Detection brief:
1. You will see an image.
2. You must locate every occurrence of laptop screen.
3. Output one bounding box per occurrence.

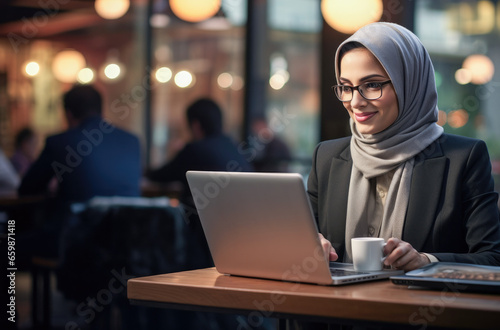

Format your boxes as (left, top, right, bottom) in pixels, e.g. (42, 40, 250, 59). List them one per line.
(186, 171, 336, 285)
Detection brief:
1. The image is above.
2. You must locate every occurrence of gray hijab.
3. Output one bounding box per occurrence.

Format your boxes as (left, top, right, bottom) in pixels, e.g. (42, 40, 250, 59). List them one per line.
(334, 22, 443, 262)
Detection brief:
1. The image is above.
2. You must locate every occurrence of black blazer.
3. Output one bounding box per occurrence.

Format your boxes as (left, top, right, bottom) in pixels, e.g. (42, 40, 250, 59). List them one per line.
(307, 133, 500, 265)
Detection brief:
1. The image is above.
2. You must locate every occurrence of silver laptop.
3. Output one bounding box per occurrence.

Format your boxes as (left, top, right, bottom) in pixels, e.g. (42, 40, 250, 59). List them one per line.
(186, 170, 403, 285)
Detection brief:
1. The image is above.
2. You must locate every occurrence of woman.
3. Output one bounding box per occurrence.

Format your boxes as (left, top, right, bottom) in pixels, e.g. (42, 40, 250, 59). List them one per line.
(310, 22, 500, 272)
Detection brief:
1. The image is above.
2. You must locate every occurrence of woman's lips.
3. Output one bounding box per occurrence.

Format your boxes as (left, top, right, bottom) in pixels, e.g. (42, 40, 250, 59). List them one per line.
(354, 112, 377, 122)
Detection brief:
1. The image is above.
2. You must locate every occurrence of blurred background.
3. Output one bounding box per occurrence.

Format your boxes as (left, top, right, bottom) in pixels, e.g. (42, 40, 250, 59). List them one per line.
(1, 0, 499, 183)
(1, 0, 500, 328)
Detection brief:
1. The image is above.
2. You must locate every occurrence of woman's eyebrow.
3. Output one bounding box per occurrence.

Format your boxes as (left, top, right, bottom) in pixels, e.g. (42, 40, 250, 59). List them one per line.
(339, 74, 388, 84)
(360, 74, 388, 81)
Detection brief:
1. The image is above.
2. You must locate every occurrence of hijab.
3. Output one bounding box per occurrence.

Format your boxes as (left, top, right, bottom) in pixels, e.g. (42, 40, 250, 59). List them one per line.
(334, 22, 444, 262)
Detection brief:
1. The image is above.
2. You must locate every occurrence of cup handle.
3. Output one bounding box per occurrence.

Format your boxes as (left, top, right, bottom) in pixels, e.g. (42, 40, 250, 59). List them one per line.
(381, 242, 387, 263)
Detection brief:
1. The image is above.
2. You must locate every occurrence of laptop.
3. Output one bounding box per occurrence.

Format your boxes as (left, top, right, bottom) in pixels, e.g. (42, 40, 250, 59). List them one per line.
(185, 170, 403, 286)
(391, 262, 500, 294)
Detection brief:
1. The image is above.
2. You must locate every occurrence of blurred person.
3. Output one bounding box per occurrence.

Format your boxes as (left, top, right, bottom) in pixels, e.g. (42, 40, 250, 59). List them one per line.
(0, 148, 20, 197)
(18, 84, 142, 261)
(19, 84, 141, 202)
(311, 22, 500, 274)
(250, 116, 292, 172)
(10, 126, 38, 177)
(147, 97, 253, 203)
(146, 98, 253, 269)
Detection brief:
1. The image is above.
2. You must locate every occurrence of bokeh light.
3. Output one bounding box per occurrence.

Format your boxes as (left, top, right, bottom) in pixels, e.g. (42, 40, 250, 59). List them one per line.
(269, 73, 286, 90)
(52, 49, 86, 83)
(437, 110, 447, 126)
(321, 0, 383, 34)
(150, 14, 170, 28)
(217, 72, 233, 89)
(447, 109, 469, 128)
(24, 61, 40, 77)
(95, 0, 130, 19)
(155, 67, 172, 83)
(462, 54, 494, 85)
(170, 0, 221, 23)
(174, 70, 194, 88)
(104, 63, 121, 80)
(455, 68, 472, 85)
(77, 68, 95, 84)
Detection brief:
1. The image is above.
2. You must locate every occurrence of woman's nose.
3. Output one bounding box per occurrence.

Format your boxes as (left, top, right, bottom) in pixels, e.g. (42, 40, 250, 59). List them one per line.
(349, 89, 367, 108)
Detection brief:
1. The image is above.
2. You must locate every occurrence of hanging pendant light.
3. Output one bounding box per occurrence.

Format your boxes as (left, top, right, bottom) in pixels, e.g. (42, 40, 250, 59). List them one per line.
(321, 0, 383, 34)
(95, 0, 130, 20)
(52, 49, 86, 83)
(170, 0, 221, 23)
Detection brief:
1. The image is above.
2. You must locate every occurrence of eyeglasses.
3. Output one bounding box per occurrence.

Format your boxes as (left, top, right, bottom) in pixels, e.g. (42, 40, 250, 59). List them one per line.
(332, 80, 392, 102)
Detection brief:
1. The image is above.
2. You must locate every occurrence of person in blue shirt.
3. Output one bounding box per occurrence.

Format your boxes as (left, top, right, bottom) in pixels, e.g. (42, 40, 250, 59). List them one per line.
(147, 97, 253, 204)
(18, 84, 142, 260)
(146, 98, 253, 269)
(19, 84, 141, 202)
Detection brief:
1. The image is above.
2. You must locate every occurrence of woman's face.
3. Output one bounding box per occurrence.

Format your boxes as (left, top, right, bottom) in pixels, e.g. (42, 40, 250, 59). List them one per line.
(339, 47, 398, 135)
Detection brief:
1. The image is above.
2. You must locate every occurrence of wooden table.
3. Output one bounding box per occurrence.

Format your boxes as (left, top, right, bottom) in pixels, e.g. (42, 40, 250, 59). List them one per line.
(0, 194, 47, 207)
(127, 267, 500, 329)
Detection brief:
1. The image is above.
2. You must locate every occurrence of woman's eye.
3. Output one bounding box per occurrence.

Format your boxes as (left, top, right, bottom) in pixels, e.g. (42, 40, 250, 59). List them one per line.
(364, 82, 380, 90)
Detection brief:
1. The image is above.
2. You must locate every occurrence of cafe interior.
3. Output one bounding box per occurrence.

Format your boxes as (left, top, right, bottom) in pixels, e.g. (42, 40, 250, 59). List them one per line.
(1, 0, 500, 329)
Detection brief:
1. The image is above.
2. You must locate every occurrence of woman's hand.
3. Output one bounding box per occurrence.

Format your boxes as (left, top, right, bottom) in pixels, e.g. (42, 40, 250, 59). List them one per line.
(383, 237, 430, 271)
(319, 233, 339, 261)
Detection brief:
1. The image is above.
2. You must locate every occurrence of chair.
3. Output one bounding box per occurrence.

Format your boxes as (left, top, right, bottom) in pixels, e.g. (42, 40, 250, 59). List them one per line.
(57, 196, 190, 329)
(0, 195, 54, 329)
(30, 256, 58, 330)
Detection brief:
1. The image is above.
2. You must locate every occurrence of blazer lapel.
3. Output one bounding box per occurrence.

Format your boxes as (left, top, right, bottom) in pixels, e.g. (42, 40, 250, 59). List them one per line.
(329, 145, 352, 253)
(403, 141, 447, 251)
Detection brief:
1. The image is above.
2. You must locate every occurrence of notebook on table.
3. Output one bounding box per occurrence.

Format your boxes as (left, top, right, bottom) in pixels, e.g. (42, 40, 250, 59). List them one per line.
(391, 262, 500, 294)
(185, 170, 403, 286)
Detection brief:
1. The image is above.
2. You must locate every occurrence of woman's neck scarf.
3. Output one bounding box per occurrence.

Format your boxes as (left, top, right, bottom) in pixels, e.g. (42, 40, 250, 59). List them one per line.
(334, 22, 444, 262)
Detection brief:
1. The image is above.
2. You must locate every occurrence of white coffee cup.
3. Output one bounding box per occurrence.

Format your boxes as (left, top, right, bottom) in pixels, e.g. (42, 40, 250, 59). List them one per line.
(351, 237, 386, 271)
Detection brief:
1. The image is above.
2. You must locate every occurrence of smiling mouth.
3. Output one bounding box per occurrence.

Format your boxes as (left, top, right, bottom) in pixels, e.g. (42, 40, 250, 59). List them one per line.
(354, 112, 377, 123)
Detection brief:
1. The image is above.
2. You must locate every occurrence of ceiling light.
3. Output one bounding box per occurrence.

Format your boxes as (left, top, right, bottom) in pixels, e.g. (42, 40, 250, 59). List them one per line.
(170, 0, 221, 23)
(95, 0, 130, 20)
(321, 0, 383, 34)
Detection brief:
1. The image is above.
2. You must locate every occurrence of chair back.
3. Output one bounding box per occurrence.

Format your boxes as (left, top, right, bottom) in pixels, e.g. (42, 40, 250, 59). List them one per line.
(57, 196, 188, 301)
